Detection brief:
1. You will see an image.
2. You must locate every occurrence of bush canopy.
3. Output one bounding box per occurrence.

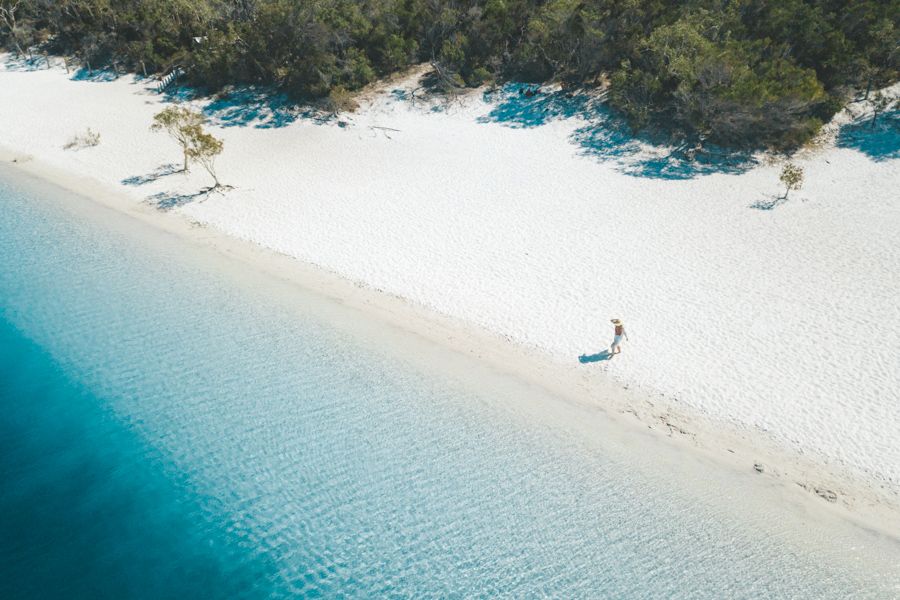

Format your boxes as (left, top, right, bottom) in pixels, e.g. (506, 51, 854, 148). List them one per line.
(2, 0, 897, 149)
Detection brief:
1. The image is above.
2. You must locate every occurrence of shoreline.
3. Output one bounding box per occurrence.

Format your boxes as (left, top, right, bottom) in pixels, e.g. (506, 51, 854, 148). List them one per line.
(5, 157, 900, 596)
(2, 58, 898, 501)
(3, 148, 898, 541)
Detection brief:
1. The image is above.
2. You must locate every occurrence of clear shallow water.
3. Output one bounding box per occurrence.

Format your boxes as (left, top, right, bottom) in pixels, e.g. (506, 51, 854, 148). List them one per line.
(0, 167, 897, 599)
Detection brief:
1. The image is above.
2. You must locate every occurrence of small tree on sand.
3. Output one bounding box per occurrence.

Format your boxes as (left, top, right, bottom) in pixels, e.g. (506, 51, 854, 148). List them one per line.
(184, 125, 226, 190)
(779, 163, 804, 199)
(150, 106, 207, 172)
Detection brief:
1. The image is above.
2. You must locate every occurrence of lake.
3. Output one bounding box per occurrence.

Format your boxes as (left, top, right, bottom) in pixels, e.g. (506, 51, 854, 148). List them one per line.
(0, 165, 896, 598)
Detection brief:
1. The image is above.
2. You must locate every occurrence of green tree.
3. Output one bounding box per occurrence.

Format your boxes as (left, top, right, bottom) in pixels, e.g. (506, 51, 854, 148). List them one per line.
(0, 0, 29, 56)
(779, 163, 804, 199)
(150, 105, 206, 172)
(8, 0, 900, 151)
(184, 125, 225, 189)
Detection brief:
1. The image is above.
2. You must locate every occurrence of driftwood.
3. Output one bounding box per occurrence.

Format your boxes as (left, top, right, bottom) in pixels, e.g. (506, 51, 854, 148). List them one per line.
(369, 125, 401, 139)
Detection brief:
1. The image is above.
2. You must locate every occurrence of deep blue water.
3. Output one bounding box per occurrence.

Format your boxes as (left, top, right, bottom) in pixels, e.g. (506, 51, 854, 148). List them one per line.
(0, 317, 273, 598)
(0, 167, 897, 598)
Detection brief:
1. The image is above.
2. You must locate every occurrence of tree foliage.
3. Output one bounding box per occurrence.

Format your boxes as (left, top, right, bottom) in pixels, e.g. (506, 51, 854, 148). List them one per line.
(4, 0, 898, 149)
(184, 124, 224, 188)
(0, 1, 29, 56)
(150, 105, 206, 172)
(151, 105, 224, 187)
(779, 163, 804, 198)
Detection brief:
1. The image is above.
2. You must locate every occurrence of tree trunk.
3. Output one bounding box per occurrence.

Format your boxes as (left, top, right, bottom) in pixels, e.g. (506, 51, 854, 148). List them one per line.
(182, 149, 189, 172)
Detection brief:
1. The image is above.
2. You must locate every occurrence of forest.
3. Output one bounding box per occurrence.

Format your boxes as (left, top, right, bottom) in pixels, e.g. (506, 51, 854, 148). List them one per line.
(1, 0, 897, 149)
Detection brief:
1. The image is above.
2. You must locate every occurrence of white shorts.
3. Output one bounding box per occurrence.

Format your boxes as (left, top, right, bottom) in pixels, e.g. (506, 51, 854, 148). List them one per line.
(611, 334, 624, 348)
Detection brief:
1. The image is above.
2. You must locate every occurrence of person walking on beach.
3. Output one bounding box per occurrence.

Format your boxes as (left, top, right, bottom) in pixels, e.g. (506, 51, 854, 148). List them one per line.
(609, 318, 628, 355)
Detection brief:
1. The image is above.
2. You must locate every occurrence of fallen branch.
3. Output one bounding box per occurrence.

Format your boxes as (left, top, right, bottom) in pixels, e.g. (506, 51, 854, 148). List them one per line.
(369, 125, 400, 139)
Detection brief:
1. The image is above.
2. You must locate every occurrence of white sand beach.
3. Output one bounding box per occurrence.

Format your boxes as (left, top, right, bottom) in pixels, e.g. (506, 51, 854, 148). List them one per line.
(1, 55, 898, 529)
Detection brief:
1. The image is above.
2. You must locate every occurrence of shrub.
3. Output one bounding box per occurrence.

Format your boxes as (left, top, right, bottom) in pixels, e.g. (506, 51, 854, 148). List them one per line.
(779, 163, 804, 199)
(324, 85, 359, 114)
(63, 128, 101, 150)
(10, 0, 899, 151)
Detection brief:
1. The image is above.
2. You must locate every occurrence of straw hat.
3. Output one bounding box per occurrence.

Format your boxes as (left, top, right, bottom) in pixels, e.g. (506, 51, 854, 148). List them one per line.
(611, 318, 622, 325)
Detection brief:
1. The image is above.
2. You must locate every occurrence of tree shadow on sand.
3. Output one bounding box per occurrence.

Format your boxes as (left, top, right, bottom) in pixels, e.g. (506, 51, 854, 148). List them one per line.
(480, 83, 758, 180)
(579, 350, 612, 363)
(70, 67, 120, 82)
(145, 189, 210, 211)
(479, 84, 592, 128)
(202, 88, 326, 129)
(159, 85, 202, 102)
(836, 110, 899, 162)
(2, 54, 49, 72)
(749, 193, 789, 211)
(121, 163, 181, 186)
(145, 184, 233, 211)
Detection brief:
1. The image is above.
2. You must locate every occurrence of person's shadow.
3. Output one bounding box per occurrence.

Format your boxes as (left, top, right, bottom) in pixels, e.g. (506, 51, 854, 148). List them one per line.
(578, 350, 612, 363)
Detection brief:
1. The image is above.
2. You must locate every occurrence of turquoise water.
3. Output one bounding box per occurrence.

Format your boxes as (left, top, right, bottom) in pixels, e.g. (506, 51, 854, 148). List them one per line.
(0, 167, 897, 598)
